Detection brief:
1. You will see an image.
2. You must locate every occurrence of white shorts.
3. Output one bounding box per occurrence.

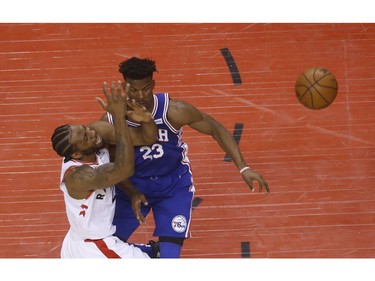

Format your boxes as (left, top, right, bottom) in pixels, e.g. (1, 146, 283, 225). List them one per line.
(61, 231, 150, 258)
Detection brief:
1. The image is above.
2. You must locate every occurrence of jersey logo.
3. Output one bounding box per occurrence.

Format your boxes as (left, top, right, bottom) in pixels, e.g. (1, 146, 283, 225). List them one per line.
(96, 193, 105, 200)
(79, 204, 88, 217)
(158, 129, 169, 142)
(171, 215, 187, 233)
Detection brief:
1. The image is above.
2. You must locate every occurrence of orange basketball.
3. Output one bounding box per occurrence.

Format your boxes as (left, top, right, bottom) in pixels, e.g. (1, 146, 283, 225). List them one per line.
(295, 67, 338, 110)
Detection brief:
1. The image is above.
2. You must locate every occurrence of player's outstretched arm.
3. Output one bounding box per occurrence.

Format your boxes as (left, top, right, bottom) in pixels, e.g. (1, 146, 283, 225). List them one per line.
(168, 99, 270, 194)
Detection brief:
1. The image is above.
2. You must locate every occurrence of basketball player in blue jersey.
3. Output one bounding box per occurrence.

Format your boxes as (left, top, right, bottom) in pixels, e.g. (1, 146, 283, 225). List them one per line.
(100, 57, 270, 258)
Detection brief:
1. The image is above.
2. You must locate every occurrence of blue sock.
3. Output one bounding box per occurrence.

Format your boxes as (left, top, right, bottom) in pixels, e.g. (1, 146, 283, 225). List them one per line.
(159, 242, 182, 258)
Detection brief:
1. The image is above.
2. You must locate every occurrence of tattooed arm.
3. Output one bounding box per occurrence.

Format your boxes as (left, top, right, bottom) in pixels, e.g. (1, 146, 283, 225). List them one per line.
(65, 81, 134, 199)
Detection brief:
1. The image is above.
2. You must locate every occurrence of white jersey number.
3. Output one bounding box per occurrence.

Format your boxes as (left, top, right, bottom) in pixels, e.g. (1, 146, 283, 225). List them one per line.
(140, 144, 164, 160)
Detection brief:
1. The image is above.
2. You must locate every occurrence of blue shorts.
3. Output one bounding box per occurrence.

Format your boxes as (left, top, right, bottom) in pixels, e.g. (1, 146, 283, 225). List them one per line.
(113, 165, 195, 240)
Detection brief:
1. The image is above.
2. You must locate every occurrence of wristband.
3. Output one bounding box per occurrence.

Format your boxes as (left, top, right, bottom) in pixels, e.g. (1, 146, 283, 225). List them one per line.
(239, 166, 251, 174)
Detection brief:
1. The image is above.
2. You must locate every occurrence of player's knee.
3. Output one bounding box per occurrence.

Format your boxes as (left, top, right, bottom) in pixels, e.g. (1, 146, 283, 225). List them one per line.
(159, 236, 185, 246)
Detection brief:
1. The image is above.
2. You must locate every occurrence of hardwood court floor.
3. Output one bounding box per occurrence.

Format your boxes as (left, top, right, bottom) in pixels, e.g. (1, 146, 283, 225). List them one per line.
(0, 23, 374, 258)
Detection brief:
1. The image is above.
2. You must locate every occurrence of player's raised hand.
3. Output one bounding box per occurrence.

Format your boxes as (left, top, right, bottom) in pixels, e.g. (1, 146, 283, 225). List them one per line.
(96, 81, 127, 117)
(126, 98, 154, 123)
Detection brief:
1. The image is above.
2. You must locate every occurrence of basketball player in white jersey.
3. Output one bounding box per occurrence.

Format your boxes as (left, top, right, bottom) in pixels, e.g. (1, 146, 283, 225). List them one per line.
(51, 81, 158, 258)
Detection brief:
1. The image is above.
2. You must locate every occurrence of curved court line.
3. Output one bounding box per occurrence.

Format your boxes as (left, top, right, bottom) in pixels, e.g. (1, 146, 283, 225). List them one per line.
(220, 48, 242, 85)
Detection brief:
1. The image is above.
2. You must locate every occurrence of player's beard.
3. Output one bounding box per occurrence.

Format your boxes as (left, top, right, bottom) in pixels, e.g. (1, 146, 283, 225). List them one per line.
(82, 141, 106, 155)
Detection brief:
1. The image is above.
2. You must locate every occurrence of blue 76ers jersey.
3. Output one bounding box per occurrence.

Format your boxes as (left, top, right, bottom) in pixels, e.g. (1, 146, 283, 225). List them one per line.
(110, 93, 194, 240)
(107, 93, 192, 195)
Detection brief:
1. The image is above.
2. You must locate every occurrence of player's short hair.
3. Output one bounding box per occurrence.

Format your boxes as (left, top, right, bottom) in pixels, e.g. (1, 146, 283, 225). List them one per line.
(118, 57, 157, 80)
(51, 124, 76, 161)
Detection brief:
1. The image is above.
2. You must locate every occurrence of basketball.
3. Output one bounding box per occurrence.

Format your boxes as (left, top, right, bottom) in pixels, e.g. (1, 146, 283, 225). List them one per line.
(295, 67, 338, 110)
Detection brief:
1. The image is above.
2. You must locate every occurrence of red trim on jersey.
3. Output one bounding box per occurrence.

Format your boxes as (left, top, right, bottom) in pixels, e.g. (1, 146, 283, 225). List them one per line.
(61, 165, 80, 183)
(85, 239, 121, 258)
(85, 190, 94, 199)
(61, 157, 99, 183)
(61, 164, 95, 200)
(69, 158, 99, 165)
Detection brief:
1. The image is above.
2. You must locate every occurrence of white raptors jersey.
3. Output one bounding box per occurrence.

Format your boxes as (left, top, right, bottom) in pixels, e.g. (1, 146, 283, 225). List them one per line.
(60, 148, 116, 240)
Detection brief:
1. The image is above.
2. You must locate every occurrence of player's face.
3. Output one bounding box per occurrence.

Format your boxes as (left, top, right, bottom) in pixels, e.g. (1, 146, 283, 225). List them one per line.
(124, 77, 155, 111)
(69, 125, 104, 155)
